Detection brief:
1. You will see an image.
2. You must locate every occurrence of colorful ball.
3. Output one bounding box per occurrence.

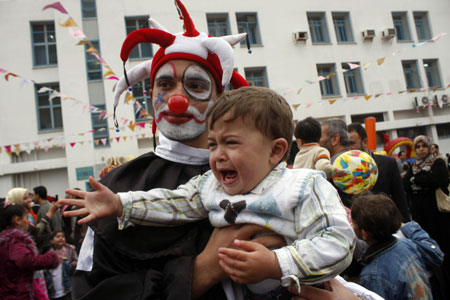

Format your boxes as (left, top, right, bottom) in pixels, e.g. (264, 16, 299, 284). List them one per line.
(331, 150, 378, 194)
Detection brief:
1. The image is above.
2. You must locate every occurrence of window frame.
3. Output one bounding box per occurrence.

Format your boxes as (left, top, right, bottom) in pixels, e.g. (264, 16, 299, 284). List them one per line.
(317, 64, 340, 97)
(35, 82, 63, 132)
(307, 12, 331, 44)
(392, 12, 412, 42)
(342, 62, 365, 96)
(91, 104, 110, 148)
(244, 67, 269, 87)
(133, 78, 153, 122)
(401, 60, 422, 90)
(413, 11, 432, 41)
(125, 16, 153, 60)
(206, 13, 231, 37)
(81, 0, 97, 19)
(31, 22, 57, 67)
(236, 12, 262, 46)
(423, 59, 442, 89)
(85, 40, 103, 81)
(332, 12, 354, 43)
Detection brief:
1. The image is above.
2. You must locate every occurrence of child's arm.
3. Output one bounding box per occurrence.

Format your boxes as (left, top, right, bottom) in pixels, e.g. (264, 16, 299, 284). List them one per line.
(314, 148, 332, 178)
(274, 174, 354, 286)
(400, 221, 444, 271)
(61, 175, 209, 228)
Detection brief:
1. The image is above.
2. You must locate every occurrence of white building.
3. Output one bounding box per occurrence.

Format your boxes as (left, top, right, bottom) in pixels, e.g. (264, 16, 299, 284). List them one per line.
(1, 0, 449, 197)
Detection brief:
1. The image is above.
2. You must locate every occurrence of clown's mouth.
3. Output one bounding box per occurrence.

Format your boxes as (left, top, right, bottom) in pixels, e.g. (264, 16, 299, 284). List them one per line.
(157, 111, 194, 124)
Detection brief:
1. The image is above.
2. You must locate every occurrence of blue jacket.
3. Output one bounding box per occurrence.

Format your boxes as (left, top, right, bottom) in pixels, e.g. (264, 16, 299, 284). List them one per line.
(359, 221, 443, 300)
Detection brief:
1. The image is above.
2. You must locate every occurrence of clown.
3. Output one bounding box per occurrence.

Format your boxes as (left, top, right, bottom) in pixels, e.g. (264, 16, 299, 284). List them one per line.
(72, 1, 261, 300)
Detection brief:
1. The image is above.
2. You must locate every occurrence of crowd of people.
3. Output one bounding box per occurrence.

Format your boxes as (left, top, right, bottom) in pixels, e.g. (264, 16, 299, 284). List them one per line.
(1, 1, 450, 299)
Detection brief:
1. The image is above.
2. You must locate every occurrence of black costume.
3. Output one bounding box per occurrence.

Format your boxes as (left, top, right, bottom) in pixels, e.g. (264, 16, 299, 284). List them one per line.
(72, 151, 227, 300)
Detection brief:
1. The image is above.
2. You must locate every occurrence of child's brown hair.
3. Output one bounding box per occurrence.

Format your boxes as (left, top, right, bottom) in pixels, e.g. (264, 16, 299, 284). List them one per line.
(351, 193, 402, 242)
(207, 86, 293, 161)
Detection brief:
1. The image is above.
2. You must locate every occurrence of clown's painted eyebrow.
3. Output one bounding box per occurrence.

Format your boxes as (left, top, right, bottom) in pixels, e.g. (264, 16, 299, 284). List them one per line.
(155, 74, 175, 81)
(185, 74, 210, 81)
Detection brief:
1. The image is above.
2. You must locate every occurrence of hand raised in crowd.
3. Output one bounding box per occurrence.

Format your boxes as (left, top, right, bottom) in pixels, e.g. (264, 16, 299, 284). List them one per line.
(58, 176, 122, 224)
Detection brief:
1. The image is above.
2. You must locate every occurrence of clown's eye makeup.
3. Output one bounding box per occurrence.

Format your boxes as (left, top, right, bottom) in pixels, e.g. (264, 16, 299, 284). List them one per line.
(183, 64, 212, 101)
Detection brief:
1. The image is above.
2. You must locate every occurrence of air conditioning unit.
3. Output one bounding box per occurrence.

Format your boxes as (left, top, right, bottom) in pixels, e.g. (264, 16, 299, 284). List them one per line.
(293, 31, 308, 42)
(382, 28, 396, 40)
(361, 29, 376, 40)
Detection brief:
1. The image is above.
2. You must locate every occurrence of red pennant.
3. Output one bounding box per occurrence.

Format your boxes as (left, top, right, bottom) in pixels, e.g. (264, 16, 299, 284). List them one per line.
(70, 142, 76, 148)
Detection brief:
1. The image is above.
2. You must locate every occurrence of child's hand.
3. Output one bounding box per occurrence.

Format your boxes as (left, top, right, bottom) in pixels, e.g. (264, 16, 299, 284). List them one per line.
(218, 239, 282, 284)
(58, 176, 122, 224)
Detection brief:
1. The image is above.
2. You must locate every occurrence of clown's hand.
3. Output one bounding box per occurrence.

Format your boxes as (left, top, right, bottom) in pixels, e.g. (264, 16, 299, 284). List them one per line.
(58, 176, 123, 224)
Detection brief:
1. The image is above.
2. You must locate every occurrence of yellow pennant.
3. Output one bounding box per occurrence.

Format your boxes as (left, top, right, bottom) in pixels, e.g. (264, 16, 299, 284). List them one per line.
(398, 90, 406, 94)
(14, 144, 21, 156)
(364, 95, 372, 101)
(377, 57, 386, 65)
(141, 133, 146, 138)
(375, 93, 382, 98)
(59, 17, 77, 27)
(109, 138, 114, 142)
(123, 136, 128, 141)
(292, 104, 300, 110)
(86, 46, 97, 52)
(128, 122, 136, 132)
(79, 141, 85, 145)
(0, 146, 2, 154)
(104, 71, 115, 78)
(327, 73, 336, 79)
(94, 139, 100, 146)
(125, 92, 134, 104)
(328, 99, 337, 105)
(363, 62, 372, 70)
(407, 89, 416, 93)
(76, 40, 90, 46)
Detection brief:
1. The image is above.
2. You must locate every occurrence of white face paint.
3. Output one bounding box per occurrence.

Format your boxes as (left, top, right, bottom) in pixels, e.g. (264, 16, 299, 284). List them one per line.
(152, 60, 217, 142)
(155, 100, 214, 141)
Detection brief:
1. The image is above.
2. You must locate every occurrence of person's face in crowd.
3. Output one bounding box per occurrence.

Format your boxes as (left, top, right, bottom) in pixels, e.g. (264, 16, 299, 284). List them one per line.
(319, 124, 331, 150)
(348, 131, 368, 152)
(151, 60, 218, 147)
(208, 114, 281, 195)
(415, 141, 430, 159)
(22, 191, 32, 208)
(15, 213, 30, 231)
(51, 232, 66, 250)
(431, 144, 438, 155)
(399, 152, 406, 161)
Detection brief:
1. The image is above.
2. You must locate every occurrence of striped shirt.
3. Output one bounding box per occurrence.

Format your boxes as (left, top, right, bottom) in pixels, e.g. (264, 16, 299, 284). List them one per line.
(118, 162, 355, 286)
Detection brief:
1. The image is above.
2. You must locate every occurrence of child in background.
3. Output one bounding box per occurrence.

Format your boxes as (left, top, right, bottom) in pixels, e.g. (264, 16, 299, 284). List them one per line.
(61, 86, 354, 298)
(46, 230, 78, 300)
(292, 117, 332, 178)
(351, 193, 443, 300)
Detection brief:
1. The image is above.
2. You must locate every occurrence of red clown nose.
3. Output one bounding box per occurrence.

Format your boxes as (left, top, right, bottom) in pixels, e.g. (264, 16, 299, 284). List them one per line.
(168, 94, 189, 114)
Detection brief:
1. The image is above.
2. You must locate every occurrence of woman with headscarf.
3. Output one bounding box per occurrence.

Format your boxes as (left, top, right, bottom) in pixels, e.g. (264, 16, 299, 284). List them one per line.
(403, 135, 450, 289)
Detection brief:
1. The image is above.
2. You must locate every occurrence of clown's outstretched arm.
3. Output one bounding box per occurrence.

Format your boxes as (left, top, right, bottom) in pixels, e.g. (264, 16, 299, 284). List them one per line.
(59, 176, 123, 224)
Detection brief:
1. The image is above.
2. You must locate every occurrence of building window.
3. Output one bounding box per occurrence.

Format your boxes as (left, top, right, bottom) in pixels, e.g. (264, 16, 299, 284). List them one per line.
(402, 60, 421, 90)
(236, 13, 262, 46)
(35, 83, 63, 131)
(244, 67, 268, 87)
(125, 17, 153, 59)
(31, 22, 57, 66)
(85, 40, 102, 81)
(392, 12, 411, 41)
(91, 104, 110, 147)
(342, 62, 364, 95)
(317, 64, 339, 97)
(413, 12, 431, 41)
(81, 0, 97, 18)
(423, 59, 442, 89)
(133, 79, 153, 121)
(436, 123, 450, 139)
(207, 13, 231, 37)
(397, 126, 427, 140)
(332, 12, 354, 43)
(307, 12, 330, 44)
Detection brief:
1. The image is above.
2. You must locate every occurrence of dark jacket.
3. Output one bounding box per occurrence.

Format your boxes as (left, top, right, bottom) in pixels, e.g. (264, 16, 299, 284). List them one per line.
(371, 153, 410, 221)
(0, 228, 59, 300)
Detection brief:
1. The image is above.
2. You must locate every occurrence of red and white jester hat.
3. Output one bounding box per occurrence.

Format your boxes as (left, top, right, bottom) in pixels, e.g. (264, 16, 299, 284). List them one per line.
(113, 0, 250, 129)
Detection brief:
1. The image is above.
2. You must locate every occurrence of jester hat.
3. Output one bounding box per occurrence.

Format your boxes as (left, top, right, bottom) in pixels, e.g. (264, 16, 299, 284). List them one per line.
(113, 0, 250, 124)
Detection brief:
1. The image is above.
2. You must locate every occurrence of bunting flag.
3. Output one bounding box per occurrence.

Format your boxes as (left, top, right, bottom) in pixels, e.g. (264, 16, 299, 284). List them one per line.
(364, 95, 372, 101)
(432, 32, 447, 42)
(59, 17, 77, 27)
(86, 46, 97, 52)
(128, 122, 136, 132)
(375, 93, 382, 98)
(76, 40, 90, 46)
(101, 138, 107, 145)
(42, 2, 68, 14)
(363, 62, 372, 70)
(106, 76, 119, 81)
(115, 137, 121, 142)
(123, 136, 127, 141)
(317, 76, 327, 81)
(377, 57, 386, 65)
(0, 68, 7, 73)
(292, 104, 300, 110)
(13, 144, 21, 156)
(347, 63, 360, 70)
(91, 52, 106, 64)
(103, 71, 115, 77)
(137, 122, 146, 129)
(70, 142, 76, 148)
(5, 72, 18, 81)
(328, 99, 337, 105)
(125, 92, 134, 104)
(68, 28, 87, 39)
(94, 139, 100, 146)
(327, 73, 336, 79)
(5, 145, 12, 155)
(296, 88, 302, 95)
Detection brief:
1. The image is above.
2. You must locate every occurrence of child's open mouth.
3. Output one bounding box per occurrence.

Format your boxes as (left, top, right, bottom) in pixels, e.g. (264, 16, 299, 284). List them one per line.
(221, 170, 237, 185)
